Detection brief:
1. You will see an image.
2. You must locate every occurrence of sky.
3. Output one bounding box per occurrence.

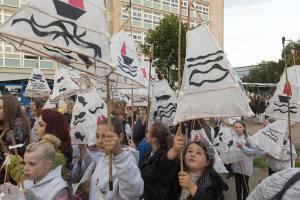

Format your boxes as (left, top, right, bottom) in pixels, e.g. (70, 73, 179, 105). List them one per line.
(224, 0, 300, 67)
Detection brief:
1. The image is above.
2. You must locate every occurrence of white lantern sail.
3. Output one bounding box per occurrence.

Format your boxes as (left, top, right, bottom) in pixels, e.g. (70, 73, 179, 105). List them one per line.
(190, 130, 227, 173)
(24, 68, 51, 97)
(109, 30, 147, 89)
(213, 126, 243, 164)
(174, 25, 252, 124)
(0, 0, 114, 76)
(249, 119, 291, 159)
(265, 65, 300, 122)
(52, 68, 80, 100)
(71, 89, 107, 145)
(150, 80, 177, 126)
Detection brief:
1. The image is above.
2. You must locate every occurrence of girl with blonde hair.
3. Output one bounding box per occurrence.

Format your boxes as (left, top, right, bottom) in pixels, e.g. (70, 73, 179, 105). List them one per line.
(23, 134, 71, 200)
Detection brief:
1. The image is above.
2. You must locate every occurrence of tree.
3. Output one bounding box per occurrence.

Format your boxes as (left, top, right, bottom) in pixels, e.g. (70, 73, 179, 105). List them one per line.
(140, 14, 187, 89)
(243, 41, 299, 84)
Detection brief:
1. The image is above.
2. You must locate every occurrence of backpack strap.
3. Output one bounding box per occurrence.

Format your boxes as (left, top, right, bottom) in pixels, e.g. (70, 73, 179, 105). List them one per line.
(271, 171, 300, 200)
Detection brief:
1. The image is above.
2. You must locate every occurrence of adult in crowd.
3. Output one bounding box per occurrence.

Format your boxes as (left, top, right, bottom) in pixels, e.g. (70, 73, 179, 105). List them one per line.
(0, 94, 30, 182)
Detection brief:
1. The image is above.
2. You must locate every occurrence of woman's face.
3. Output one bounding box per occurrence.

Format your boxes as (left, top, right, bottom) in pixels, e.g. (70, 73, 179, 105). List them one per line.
(0, 99, 4, 120)
(35, 116, 46, 140)
(24, 151, 52, 183)
(233, 122, 245, 136)
(31, 102, 37, 117)
(185, 143, 209, 173)
(146, 127, 154, 145)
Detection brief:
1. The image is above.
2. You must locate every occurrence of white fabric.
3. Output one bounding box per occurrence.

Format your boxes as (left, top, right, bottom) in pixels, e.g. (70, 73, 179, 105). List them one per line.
(249, 120, 289, 159)
(43, 93, 58, 109)
(71, 89, 107, 145)
(89, 150, 143, 200)
(110, 30, 146, 89)
(150, 79, 177, 126)
(23, 166, 68, 200)
(24, 68, 51, 97)
(190, 130, 227, 173)
(52, 68, 80, 100)
(0, 0, 114, 76)
(213, 125, 243, 164)
(265, 65, 300, 122)
(247, 168, 300, 200)
(174, 25, 253, 124)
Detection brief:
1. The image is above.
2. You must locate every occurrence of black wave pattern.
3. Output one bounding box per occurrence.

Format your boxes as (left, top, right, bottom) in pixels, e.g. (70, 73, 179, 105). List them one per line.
(157, 103, 176, 120)
(12, 15, 102, 58)
(89, 103, 104, 114)
(189, 63, 229, 87)
(186, 50, 224, 62)
(43, 45, 78, 61)
(117, 56, 138, 77)
(262, 128, 283, 142)
(273, 103, 297, 114)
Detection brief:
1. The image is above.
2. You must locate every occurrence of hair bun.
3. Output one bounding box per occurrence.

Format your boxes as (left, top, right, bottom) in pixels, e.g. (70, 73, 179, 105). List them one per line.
(42, 134, 61, 148)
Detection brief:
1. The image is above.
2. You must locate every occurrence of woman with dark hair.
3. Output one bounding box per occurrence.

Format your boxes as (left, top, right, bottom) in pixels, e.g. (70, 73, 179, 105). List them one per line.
(30, 98, 45, 142)
(0, 94, 31, 181)
(35, 109, 73, 173)
(139, 122, 179, 200)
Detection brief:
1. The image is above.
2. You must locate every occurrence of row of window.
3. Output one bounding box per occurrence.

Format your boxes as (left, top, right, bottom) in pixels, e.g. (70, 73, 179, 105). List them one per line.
(124, 0, 209, 16)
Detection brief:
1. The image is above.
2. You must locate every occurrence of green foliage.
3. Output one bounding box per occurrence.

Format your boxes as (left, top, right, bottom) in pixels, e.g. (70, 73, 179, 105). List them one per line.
(140, 14, 187, 89)
(243, 41, 300, 84)
(253, 156, 267, 169)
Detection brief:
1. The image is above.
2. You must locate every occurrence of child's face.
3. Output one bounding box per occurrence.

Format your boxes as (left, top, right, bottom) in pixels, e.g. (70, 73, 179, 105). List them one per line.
(233, 122, 245, 135)
(96, 124, 108, 149)
(24, 152, 52, 183)
(185, 143, 209, 173)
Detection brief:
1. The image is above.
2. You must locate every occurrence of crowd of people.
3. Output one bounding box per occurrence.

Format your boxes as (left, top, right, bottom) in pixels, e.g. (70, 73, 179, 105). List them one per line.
(0, 94, 299, 200)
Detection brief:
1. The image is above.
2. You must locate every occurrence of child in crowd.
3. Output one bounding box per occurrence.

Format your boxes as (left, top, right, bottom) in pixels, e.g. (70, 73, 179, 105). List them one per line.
(23, 135, 71, 200)
(232, 121, 257, 200)
(76, 117, 143, 200)
(139, 122, 179, 200)
(168, 134, 228, 200)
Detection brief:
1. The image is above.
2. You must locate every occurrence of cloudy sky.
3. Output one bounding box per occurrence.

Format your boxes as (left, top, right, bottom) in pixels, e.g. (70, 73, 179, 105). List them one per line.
(224, 0, 300, 67)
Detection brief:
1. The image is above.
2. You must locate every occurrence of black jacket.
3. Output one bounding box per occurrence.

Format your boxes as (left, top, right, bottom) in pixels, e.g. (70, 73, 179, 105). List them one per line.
(139, 148, 180, 200)
(185, 169, 228, 200)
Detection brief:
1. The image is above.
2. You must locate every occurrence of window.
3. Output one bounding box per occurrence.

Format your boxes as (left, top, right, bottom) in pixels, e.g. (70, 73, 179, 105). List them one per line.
(2, 0, 19, 7)
(132, 8, 141, 21)
(182, 0, 187, 9)
(132, 32, 142, 44)
(153, 0, 161, 3)
(121, 5, 129, 20)
(144, 11, 152, 23)
(171, 0, 178, 7)
(153, 13, 161, 26)
(163, 0, 170, 5)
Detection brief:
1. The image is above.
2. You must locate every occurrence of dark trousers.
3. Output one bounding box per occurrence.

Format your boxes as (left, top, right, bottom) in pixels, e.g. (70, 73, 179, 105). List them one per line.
(234, 173, 249, 200)
(268, 167, 276, 176)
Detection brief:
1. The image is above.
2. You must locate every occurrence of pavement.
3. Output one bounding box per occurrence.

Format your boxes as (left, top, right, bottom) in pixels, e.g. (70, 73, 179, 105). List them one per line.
(223, 116, 300, 199)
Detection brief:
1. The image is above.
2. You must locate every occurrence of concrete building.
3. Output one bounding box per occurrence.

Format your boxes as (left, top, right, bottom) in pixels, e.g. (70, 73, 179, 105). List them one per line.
(107, 0, 224, 48)
(0, 0, 224, 104)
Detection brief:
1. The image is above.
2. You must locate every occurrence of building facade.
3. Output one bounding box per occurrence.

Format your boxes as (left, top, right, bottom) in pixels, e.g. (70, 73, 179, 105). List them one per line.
(0, 0, 224, 104)
(107, 0, 224, 48)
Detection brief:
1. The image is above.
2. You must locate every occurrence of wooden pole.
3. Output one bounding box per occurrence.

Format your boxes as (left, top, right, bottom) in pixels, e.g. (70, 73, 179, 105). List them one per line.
(129, 0, 133, 35)
(282, 37, 293, 168)
(187, 0, 191, 30)
(106, 76, 113, 191)
(146, 45, 154, 130)
(178, 0, 182, 86)
(131, 88, 134, 140)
